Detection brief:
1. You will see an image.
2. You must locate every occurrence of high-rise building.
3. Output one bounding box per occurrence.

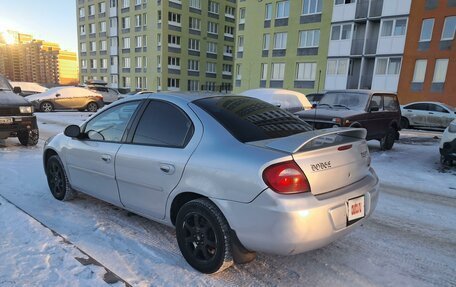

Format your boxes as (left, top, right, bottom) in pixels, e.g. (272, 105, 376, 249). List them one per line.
(77, 0, 237, 92)
(0, 31, 78, 85)
(233, 0, 333, 94)
(397, 0, 456, 106)
(324, 0, 411, 92)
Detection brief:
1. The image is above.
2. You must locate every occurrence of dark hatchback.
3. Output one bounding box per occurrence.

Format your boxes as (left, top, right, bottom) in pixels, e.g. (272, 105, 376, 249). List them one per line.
(296, 90, 401, 150)
(0, 75, 39, 146)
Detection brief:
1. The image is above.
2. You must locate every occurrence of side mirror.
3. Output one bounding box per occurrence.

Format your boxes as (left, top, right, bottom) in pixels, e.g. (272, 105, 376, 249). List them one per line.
(369, 106, 379, 112)
(55, 93, 61, 97)
(64, 125, 81, 138)
(13, 86, 22, 94)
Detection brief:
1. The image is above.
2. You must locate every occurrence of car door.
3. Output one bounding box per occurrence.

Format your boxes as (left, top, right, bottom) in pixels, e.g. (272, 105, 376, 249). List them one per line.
(53, 88, 74, 109)
(403, 103, 429, 127)
(427, 104, 452, 128)
(115, 100, 201, 219)
(64, 100, 141, 205)
(383, 94, 400, 126)
(366, 95, 385, 139)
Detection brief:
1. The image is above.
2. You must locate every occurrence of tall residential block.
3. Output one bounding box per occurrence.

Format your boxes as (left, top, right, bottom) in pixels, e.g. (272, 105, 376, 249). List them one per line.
(397, 0, 456, 106)
(325, 0, 411, 92)
(233, 0, 333, 94)
(77, 0, 237, 92)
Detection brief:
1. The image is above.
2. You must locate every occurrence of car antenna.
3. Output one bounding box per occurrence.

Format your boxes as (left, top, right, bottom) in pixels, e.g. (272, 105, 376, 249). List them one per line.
(312, 103, 317, 131)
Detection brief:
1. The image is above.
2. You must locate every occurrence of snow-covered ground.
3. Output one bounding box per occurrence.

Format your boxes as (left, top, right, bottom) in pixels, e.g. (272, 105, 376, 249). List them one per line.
(0, 112, 455, 286)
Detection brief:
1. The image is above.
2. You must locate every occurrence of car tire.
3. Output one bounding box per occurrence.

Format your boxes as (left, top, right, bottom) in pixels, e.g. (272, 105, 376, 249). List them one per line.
(380, 127, 396, 151)
(86, 102, 98, 112)
(46, 155, 76, 201)
(40, 101, 54, 112)
(440, 155, 454, 167)
(17, 129, 39, 146)
(176, 198, 234, 274)
(400, 117, 410, 129)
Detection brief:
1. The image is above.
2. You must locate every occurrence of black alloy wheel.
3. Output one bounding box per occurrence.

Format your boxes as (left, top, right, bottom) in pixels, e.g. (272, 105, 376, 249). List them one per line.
(46, 155, 76, 201)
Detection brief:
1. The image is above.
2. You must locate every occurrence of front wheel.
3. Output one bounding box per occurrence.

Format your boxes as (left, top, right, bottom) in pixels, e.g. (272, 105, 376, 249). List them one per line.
(440, 155, 454, 167)
(46, 155, 76, 201)
(40, 101, 54, 112)
(176, 198, 233, 274)
(380, 127, 397, 151)
(18, 129, 39, 146)
(86, 102, 99, 112)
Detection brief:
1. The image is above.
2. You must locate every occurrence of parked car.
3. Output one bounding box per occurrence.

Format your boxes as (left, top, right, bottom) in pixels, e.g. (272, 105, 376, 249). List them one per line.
(87, 85, 120, 104)
(400, 101, 455, 130)
(26, 87, 104, 112)
(10, 81, 48, 97)
(295, 90, 401, 150)
(306, 92, 325, 105)
(440, 119, 456, 166)
(239, 88, 313, 113)
(43, 93, 379, 273)
(0, 75, 39, 146)
(118, 90, 155, 100)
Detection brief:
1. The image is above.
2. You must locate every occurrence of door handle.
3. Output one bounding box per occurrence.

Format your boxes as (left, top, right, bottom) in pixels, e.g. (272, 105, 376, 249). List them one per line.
(429, 112, 434, 114)
(160, 164, 175, 174)
(101, 154, 112, 163)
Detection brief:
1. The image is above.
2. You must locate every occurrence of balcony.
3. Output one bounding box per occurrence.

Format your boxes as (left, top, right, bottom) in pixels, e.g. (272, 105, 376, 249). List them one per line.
(355, 0, 369, 19)
(350, 39, 364, 55)
(369, 0, 383, 18)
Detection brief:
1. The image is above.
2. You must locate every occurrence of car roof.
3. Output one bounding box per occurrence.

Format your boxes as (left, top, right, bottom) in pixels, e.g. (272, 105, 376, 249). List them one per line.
(326, 89, 397, 96)
(403, 101, 445, 105)
(119, 91, 227, 104)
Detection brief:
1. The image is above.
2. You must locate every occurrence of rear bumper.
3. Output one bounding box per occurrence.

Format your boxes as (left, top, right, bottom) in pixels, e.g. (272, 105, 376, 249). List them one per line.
(213, 168, 379, 255)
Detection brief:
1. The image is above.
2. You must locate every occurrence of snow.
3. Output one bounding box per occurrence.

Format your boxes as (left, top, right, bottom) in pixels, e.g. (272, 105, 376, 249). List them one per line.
(10, 82, 48, 93)
(0, 113, 455, 286)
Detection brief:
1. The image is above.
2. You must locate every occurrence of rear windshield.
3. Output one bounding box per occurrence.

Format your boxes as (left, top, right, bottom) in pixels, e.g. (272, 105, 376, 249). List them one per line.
(194, 96, 312, 142)
(0, 76, 12, 91)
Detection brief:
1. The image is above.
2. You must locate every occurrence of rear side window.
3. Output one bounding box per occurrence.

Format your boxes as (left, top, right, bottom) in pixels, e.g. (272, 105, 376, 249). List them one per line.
(405, 103, 428, 111)
(194, 96, 312, 143)
(428, 104, 449, 113)
(132, 101, 194, 148)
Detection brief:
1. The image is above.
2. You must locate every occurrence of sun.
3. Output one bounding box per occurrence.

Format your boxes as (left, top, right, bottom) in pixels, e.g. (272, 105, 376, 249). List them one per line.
(1, 31, 16, 45)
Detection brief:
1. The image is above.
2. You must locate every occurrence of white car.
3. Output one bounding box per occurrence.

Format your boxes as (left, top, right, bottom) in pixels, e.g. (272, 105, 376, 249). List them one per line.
(240, 88, 313, 113)
(87, 85, 120, 104)
(440, 119, 456, 166)
(400, 101, 455, 130)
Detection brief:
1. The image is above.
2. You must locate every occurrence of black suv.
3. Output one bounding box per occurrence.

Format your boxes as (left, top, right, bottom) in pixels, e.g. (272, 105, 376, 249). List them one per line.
(296, 90, 401, 150)
(0, 75, 39, 146)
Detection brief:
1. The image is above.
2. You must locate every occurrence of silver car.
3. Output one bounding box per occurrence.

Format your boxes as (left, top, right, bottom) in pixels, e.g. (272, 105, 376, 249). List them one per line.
(43, 93, 379, 273)
(401, 101, 455, 129)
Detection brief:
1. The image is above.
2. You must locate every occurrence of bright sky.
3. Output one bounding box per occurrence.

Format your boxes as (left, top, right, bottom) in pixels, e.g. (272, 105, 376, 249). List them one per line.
(0, 0, 77, 52)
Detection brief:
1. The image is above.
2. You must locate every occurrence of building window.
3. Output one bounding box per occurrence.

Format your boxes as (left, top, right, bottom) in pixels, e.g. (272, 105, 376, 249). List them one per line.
(208, 21, 218, 34)
(80, 25, 86, 35)
(419, 19, 434, 42)
(189, 17, 201, 30)
(261, 63, 268, 80)
(273, 32, 287, 49)
(135, 14, 142, 27)
(88, 5, 95, 16)
(335, 0, 355, 4)
(188, 38, 200, 51)
(296, 63, 317, 80)
(271, 63, 285, 80)
(222, 64, 232, 75)
(80, 42, 87, 52)
(236, 64, 242, 79)
(122, 17, 131, 29)
(79, 7, 85, 18)
(375, 57, 401, 75)
(100, 21, 107, 32)
(90, 59, 97, 69)
(299, 29, 320, 48)
(263, 34, 270, 50)
(441, 16, 456, 40)
(433, 59, 449, 83)
(100, 58, 108, 69)
(123, 37, 130, 49)
(123, 57, 131, 68)
(89, 23, 96, 34)
(224, 26, 234, 37)
(135, 0, 142, 6)
(81, 59, 87, 69)
(207, 42, 217, 54)
(188, 80, 199, 91)
(265, 3, 272, 20)
(100, 40, 107, 51)
(188, 59, 199, 71)
(276, 1, 290, 19)
(327, 59, 348, 75)
(168, 12, 181, 26)
(143, 13, 147, 26)
(135, 36, 143, 48)
(238, 36, 244, 51)
(380, 19, 407, 37)
(209, 1, 220, 14)
(225, 6, 235, 18)
(190, 0, 201, 9)
(412, 60, 427, 83)
(168, 57, 180, 68)
(168, 35, 181, 47)
(135, 56, 143, 68)
(224, 45, 233, 56)
(239, 8, 246, 23)
(303, 0, 322, 15)
(110, 0, 117, 8)
(122, 0, 130, 8)
(331, 24, 352, 40)
(90, 41, 96, 52)
(206, 62, 216, 73)
(99, 2, 106, 13)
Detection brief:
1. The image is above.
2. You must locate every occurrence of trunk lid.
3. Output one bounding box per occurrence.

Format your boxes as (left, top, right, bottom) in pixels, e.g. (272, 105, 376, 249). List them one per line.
(250, 128, 371, 195)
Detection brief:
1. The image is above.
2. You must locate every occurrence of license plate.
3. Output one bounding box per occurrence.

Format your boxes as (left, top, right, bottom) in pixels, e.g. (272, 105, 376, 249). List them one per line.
(0, 117, 13, 124)
(346, 196, 365, 223)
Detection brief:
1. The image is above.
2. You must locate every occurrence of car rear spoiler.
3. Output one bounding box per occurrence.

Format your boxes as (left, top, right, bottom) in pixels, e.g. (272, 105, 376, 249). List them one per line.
(250, 128, 367, 154)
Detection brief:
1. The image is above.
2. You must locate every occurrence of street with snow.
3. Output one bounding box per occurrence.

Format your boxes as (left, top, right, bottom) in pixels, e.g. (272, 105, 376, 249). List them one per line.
(0, 112, 455, 287)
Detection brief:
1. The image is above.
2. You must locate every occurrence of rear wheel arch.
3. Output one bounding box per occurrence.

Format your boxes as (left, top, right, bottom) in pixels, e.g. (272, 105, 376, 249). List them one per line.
(170, 192, 206, 226)
(349, 122, 362, 128)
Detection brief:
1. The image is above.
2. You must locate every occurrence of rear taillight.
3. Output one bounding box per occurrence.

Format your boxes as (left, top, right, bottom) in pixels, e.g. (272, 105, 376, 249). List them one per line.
(262, 161, 310, 194)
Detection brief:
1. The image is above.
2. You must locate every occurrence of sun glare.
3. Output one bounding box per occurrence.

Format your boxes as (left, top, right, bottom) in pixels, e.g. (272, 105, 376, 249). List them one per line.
(2, 31, 16, 45)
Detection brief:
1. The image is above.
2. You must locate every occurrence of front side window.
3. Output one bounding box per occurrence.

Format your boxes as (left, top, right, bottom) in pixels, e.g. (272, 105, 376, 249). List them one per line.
(84, 101, 140, 142)
(132, 101, 193, 147)
(320, 92, 369, 111)
(383, 96, 399, 112)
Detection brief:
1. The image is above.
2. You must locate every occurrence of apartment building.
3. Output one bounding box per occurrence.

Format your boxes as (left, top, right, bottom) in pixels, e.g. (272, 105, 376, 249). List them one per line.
(77, 0, 236, 92)
(397, 0, 456, 106)
(325, 0, 411, 92)
(233, 0, 333, 94)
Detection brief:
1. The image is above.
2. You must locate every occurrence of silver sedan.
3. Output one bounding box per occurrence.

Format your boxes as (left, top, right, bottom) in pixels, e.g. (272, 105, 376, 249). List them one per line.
(43, 93, 379, 273)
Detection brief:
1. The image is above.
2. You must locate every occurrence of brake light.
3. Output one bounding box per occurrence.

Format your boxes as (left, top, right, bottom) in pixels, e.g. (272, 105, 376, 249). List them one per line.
(262, 161, 310, 194)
